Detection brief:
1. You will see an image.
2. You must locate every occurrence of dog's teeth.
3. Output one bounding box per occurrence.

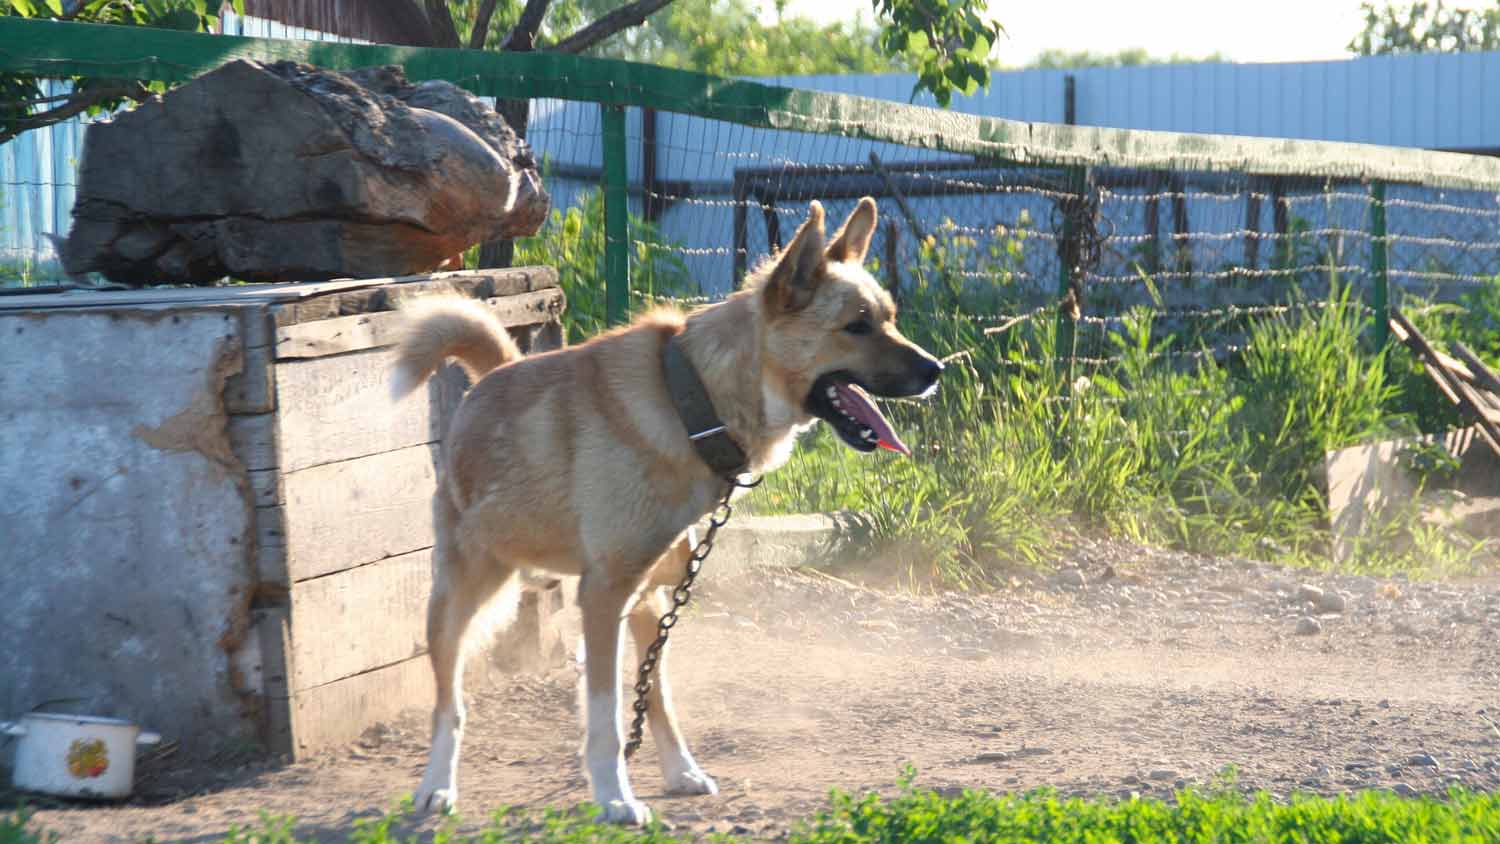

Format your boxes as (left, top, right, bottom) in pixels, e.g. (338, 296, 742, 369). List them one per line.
(831, 397, 841, 408)
(826, 386, 838, 399)
(860, 428, 873, 439)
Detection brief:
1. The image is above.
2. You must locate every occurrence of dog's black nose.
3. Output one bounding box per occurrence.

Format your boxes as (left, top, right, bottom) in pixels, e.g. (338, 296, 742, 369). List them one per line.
(921, 356, 944, 386)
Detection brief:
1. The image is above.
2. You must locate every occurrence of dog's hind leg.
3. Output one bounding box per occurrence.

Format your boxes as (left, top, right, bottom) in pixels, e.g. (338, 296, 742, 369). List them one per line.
(629, 584, 718, 796)
(578, 565, 654, 825)
(414, 505, 518, 815)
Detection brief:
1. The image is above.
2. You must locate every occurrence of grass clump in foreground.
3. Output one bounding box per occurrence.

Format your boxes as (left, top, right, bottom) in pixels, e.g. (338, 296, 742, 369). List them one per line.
(10, 774, 1496, 843)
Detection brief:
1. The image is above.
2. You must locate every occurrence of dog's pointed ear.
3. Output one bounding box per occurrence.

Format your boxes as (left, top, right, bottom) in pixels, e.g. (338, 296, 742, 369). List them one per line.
(825, 197, 877, 264)
(765, 201, 827, 313)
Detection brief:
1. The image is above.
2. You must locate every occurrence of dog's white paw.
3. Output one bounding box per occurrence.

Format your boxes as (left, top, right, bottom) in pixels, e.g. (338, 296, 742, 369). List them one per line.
(600, 799, 653, 825)
(413, 780, 457, 815)
(665, 767, 719, 796)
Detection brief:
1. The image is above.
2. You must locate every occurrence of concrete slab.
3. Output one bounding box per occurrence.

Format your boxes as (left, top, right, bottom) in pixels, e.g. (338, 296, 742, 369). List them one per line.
(0, 309, 258, 750)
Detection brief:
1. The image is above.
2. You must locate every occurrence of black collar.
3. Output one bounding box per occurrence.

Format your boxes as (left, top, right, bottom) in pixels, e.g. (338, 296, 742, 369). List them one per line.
(662, 333, 748, 479)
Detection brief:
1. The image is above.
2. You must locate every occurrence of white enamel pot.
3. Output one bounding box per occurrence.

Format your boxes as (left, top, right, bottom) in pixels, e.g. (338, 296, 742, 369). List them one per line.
(2, 713, 161, 800)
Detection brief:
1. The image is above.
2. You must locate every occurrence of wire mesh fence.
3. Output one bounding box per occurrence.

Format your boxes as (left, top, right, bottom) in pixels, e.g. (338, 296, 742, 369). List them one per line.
(518, 96, 1499, 366)
(7, 18, 1500, 567)
(3, 27, 1500, 423)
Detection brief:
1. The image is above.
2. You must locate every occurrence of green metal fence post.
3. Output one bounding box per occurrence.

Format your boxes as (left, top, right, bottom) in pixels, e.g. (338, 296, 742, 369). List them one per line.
(602, 104, 630, 326)
(1370, 180, 1390, 350)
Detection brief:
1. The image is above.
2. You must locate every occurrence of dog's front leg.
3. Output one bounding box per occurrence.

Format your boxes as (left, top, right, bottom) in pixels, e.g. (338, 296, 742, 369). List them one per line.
(631, 535, 718, 795)
(578, 568, 652, 825)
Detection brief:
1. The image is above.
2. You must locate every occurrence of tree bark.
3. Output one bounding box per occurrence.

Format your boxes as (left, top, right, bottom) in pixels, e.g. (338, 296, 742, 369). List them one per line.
(500, 0, 554, 51)
(473, 0, 555, 269)
(468, 0, 503, 49)
(550, 0, 677, 53)
(423, 0, 462, 47)
(0, 82, 146, 147)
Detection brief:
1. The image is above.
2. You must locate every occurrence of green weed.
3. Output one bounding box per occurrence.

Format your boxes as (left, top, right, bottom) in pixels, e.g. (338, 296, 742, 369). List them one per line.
(9, 776, 1495, 844)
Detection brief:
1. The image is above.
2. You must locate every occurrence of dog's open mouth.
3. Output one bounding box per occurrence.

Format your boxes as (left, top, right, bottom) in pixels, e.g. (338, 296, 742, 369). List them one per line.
(805, 372, 910, 456)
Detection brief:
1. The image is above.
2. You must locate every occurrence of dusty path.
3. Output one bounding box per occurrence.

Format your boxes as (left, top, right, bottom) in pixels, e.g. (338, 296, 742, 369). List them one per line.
(14, 544, 1500, 842)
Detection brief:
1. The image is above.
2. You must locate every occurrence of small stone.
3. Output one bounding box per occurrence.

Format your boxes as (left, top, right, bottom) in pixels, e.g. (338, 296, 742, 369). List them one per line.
(1407, 753, 1440, 768)
(1392, 783, 1419, 797)
(1318, 591, 1348, 613)
(1296, 584, 1325, 604)
(1296, 616, 1323, 636)
(1148, 768, 1179, 781)
(1058, 569, 1087, 589)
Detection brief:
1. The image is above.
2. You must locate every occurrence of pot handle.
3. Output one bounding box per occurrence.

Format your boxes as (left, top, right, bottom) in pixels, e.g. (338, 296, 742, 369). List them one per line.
(0, 721, 24, 737)
(136, 731, 162, 746)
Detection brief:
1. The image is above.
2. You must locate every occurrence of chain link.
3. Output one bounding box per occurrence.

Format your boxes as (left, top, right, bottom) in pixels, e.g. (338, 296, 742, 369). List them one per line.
(622, 475, 759, 761)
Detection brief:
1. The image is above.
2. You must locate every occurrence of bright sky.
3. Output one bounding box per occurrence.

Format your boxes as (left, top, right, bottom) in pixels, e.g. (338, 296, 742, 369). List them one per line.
(767, 0, 1368, 66)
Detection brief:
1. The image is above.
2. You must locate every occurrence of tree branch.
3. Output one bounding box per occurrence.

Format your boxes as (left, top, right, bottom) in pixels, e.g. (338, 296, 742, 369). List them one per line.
(550, 0, 677, 54)
(374, 0, 443, 45)
(499, 0, 553, 51)
(423, 0, 462, 47)
(468, 0, 504, 49)
(0, 82, 146, 147)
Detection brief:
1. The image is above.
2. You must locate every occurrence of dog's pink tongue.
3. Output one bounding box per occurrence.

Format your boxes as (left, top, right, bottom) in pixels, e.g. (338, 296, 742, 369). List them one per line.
(835, 382, 910, 456)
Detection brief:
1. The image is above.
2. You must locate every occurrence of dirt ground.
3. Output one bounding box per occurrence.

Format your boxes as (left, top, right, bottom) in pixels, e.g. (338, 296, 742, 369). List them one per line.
(12, 542, 1500, 843)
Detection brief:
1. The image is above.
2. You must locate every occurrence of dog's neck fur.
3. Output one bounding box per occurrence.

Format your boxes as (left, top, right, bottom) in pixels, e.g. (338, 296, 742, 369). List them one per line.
(675, 290, 806, 473)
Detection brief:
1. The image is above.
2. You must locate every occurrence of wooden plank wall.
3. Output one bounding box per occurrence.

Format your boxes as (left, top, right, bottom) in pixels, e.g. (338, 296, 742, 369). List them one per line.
(222, 269, 565, 755)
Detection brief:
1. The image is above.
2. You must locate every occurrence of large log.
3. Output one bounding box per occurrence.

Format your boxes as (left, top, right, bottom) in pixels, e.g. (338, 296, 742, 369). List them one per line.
(60, 60, 548, 286)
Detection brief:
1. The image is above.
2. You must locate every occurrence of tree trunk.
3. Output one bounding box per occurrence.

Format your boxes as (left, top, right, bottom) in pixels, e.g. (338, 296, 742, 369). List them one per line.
(475, 85, 536, 269)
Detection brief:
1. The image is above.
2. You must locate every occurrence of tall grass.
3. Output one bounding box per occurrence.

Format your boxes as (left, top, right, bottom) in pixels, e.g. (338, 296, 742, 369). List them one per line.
(504, 203, 1497, 584)
(755, 227, 1498, 585)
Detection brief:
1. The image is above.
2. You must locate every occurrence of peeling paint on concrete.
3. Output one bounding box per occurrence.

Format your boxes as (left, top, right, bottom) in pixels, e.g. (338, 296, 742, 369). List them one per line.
(130, 337, 243, 472)
(0, 308, 260, 754)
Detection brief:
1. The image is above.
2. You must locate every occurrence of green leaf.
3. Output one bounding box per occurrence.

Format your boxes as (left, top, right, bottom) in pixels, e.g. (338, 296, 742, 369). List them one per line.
(159, 7, 202, 31)
(232, 0, 245, 16)
(10, 0, 39, 17)
(43, 0, 63, 16)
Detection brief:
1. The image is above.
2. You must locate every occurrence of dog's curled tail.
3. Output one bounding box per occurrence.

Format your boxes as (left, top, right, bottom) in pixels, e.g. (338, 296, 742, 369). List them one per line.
(390, 296, 522, 402)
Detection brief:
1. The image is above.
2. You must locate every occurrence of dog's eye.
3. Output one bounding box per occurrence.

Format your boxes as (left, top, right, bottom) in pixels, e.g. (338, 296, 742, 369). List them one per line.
(843, 319, 873, 336)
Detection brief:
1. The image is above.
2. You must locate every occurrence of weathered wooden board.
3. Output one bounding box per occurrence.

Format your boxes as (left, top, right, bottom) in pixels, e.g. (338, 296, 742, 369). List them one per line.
(254, 505, 288, 586)
(252, 607, 294, 755)
(238, 303, 274, 349)
(274, 288, 563, 360)
(287, 655, 433, 758)
(273, 348, 443, 473)
(227, 412, 278, 472)
(281, 443, 438, 582)
(224, 344, 275, 413)
(0, 277, 384, 312)
(248, 468, 282, 508)
(270, 267, 558, 328)
(289, 550, 431, 691)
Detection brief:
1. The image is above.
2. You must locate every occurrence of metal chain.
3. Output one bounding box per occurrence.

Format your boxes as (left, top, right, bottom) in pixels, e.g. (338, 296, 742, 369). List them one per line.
(622, 474, 759, 761)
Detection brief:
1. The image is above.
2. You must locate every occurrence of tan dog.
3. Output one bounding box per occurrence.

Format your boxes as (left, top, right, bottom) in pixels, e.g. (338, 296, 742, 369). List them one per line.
(389, 197, 942, 824)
